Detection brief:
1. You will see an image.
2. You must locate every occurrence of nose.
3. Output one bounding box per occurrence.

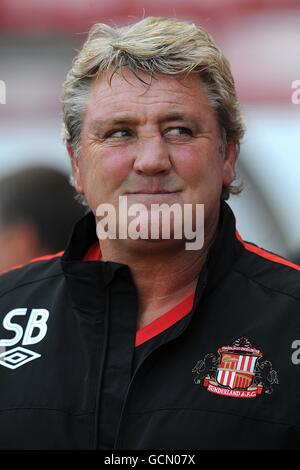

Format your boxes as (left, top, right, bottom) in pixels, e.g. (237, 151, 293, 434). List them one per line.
(133, 135, 172, 176)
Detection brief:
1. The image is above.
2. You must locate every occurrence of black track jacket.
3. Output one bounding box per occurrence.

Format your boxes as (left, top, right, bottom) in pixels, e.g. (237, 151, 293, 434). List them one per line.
(0, 200, 300, 450)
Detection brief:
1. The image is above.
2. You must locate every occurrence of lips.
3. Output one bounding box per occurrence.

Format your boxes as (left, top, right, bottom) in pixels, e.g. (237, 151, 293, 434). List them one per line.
(127, 190, 180, 194)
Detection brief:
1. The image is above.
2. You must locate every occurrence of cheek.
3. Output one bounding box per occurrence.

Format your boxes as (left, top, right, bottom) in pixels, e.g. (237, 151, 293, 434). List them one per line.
(79, 148, 133, 205)
(172, 146, 224, 209)
(173, 146, 222, 186)
(171, 147, 200, 183)
(99, 149, 132, 185)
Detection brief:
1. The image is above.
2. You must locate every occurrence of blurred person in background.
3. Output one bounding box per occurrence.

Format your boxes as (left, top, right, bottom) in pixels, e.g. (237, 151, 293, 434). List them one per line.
(0, 165, 86, 272)
(0, 17, 299, 451)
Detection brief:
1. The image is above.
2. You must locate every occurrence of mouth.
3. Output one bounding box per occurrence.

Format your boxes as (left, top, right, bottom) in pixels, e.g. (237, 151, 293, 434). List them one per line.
(127, 190, 180, 195)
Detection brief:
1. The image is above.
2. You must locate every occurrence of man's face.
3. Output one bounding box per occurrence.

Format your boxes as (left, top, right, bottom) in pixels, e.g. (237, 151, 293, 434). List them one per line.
(70, 69, 236, 236)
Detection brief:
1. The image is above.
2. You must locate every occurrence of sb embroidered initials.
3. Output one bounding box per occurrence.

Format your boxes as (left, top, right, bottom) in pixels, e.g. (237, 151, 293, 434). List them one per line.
(0, 309, 49, 369)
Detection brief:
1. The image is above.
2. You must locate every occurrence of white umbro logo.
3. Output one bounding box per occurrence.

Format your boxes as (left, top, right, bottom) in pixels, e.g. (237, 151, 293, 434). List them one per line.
(0, 346, 41, 369)
(0, 308, 49, 369)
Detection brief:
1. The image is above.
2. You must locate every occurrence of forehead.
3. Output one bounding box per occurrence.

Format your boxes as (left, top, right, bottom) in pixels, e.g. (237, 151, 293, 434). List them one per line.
(84, 69, 215, 124)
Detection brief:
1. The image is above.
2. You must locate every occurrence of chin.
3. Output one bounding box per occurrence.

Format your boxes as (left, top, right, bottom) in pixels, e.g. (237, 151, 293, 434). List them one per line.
(122, 237, 185, 255)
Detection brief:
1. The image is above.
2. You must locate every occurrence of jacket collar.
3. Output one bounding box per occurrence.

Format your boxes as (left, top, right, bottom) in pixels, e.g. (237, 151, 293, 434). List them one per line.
(61, 200, 244, 312)
(205, 200, 244, 296)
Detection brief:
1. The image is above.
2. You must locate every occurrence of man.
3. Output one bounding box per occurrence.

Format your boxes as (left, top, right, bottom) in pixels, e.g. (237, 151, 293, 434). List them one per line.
(0, 17, 299, 450)
(0, 166, 86, 273)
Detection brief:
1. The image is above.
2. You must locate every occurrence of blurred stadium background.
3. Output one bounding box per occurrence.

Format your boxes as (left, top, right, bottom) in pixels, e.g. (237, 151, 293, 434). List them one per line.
(0, 0, 299, 261)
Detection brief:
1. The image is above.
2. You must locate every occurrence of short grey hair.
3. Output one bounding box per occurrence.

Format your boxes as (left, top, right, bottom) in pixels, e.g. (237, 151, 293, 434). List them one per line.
(62, 16, 246, 202)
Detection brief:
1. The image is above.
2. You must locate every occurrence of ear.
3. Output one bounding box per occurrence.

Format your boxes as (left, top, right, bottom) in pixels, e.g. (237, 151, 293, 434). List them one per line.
(67, 145, 84, 195)
(222, 142, 237, 188)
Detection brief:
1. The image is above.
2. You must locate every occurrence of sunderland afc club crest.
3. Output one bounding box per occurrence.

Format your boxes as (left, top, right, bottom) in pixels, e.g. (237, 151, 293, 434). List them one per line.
(192, 337, 279, 399)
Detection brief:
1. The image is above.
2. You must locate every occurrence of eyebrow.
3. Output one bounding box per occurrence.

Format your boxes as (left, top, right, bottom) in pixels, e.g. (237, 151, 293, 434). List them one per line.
(89, 112, 201, 134)
(161, 112, 200, 127)
(90, 116, 139, 134)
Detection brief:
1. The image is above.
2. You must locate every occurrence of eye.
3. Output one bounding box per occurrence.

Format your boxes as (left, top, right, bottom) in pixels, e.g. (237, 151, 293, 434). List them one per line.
(106, 129, 132, 138)
(165, 127, 193, 137)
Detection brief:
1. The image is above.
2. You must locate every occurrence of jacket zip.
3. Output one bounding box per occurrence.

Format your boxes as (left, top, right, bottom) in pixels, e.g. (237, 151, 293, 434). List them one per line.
(93, 285, 110, 449)
(113, 266, 208, 449)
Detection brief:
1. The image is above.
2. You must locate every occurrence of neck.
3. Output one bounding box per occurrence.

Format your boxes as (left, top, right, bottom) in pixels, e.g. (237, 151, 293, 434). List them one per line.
(99, 210, 220, 329)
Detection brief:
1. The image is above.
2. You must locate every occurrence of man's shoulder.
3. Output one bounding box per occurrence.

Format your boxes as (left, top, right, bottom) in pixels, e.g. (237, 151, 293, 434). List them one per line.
(0, 252, 64, 298)
(235, 239, 300, 301)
